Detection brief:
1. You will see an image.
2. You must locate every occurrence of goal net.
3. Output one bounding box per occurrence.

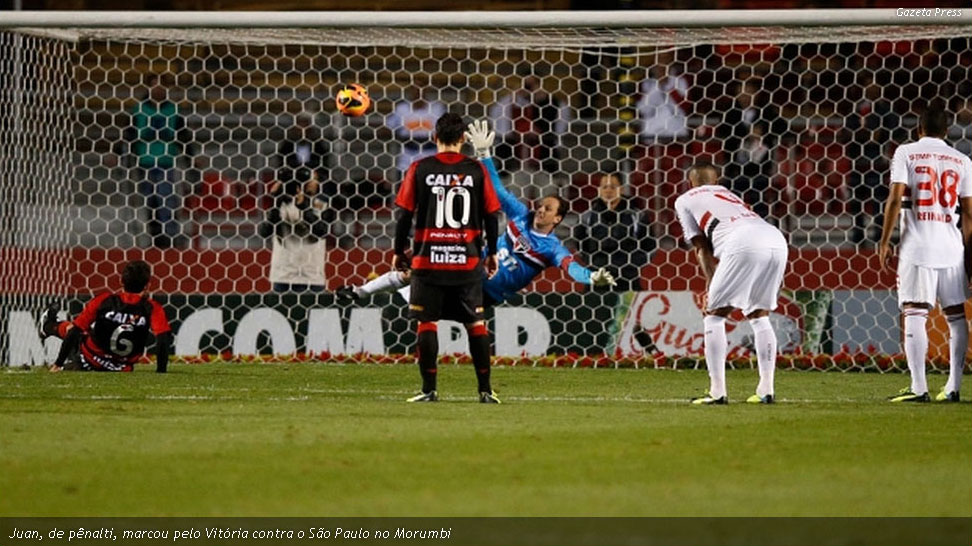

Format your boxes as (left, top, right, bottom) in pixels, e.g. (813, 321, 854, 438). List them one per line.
(1, 11, 969, 371)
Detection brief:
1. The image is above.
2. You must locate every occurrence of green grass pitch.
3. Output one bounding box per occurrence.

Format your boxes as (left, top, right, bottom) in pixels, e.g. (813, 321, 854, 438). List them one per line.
(1, 362, 970, 517)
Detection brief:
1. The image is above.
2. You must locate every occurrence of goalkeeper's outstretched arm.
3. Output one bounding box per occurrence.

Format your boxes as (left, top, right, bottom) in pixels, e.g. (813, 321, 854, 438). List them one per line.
(556, 249, 617, 288)
(466, 120, 529, 220)
(467, 119, 615, 288)
(481, 156, 528, 220)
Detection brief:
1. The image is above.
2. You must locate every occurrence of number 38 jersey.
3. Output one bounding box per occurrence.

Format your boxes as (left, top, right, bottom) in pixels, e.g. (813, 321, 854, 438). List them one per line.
(73, 291, 171, 371)
(395, 151, 501, 285)
(891, 137, 972, 268)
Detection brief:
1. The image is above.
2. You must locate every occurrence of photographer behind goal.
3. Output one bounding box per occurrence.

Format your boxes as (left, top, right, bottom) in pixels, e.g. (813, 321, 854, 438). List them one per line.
(260, 167, 335, 293)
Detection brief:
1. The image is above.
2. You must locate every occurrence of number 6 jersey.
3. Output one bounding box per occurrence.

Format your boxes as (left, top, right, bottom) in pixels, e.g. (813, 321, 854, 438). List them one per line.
(395, 151, 501, 285)
(73, 291, 171, 371)
(890, 136, 972, 268)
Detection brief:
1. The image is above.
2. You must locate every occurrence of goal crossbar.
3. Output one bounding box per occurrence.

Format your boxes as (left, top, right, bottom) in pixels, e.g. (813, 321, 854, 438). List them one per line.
(1, 9, 970, 29)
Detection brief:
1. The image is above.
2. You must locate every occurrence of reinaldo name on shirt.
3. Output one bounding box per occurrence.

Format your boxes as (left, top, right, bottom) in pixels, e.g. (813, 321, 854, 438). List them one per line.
(915, 211, 953, 223)
(426, 173, 475, 186)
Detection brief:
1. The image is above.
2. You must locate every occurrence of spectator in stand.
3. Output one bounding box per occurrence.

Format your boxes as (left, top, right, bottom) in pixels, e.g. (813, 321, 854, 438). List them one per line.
(489, 74, 570, 175)
(573, 173, 654, 291)
(387, 83, 446, 176)
(718, 80, 787, 221)
(276, 112, 329, 188)
(731, 121, 774, 220)
(126, 73, 190, 248)
(636, 59, 690, 144)
(846, 74, 898, 244)
(259, 167, 335, 293)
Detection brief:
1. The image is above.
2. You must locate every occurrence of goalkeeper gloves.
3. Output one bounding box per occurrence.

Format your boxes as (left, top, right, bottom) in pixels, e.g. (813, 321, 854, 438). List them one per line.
(590, 267, 617, 288)
(464, 119, 495, 159)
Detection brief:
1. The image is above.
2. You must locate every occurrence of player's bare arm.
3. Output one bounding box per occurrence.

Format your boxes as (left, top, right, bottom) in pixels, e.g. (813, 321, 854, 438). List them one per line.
(877, 182, 906, 271)
(689, 235, 719, 314)
(483, 254, 498, 279)
(962, 196, 972, 282)
(690, 235, 717, 287)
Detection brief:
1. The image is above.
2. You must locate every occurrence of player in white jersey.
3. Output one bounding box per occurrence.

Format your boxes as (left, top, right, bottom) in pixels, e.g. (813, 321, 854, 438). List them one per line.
(674, 163, 788, 405)
(878, 105, 972, 403)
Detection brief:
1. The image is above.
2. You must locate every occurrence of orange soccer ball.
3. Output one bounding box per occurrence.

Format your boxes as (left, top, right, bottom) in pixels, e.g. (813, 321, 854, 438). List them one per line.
(335, 83, 371, 117)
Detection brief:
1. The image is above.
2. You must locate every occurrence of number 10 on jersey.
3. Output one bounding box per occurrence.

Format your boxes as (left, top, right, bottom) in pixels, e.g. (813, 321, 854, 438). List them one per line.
(432, 186, 471, 228)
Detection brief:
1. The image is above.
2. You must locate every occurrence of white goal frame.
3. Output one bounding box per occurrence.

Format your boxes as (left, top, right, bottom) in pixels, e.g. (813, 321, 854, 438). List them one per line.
(1, 9, 969, 369)
(2, 9, 971, 29)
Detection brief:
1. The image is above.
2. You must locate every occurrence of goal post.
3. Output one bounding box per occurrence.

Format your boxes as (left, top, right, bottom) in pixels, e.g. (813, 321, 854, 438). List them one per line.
(1, 10, 969, 370)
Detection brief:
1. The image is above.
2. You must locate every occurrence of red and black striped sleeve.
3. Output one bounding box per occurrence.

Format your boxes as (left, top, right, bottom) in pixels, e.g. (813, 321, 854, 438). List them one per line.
(394, 163, 419, 212)
(73, 292, 111, 331)
(149, 299, 172, 336)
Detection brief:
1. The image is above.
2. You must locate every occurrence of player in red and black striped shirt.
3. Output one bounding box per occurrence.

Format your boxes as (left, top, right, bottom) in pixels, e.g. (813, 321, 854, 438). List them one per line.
(393, 112, 502, 403)
(40, 260, 172, 373)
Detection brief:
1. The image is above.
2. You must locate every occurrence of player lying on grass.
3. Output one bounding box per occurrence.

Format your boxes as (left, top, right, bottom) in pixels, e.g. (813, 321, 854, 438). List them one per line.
(337, 119, 616, 307)
(877, 104, 972, 403)
(675, 163, 788, 405)
(40, 260, 172, 373)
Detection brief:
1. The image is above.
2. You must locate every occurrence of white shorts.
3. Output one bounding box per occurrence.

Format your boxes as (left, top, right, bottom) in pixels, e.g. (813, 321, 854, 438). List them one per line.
(707, 248, 787, 316)
(896, 262, 970, 309)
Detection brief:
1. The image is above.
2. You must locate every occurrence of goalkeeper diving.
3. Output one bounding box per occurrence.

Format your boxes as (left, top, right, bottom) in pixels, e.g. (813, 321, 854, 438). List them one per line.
(338, 119, 617, 305)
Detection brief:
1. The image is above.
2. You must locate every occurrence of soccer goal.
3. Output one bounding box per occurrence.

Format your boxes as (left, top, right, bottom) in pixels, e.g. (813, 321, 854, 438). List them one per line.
(1, 10, 969, 370)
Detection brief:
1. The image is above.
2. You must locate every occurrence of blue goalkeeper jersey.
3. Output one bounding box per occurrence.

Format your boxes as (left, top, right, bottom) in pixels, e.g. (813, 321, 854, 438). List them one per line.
(480, 157, 592, 303)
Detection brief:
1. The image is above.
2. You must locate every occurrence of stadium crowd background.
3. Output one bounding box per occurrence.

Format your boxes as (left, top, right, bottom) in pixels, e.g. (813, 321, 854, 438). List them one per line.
(5, 0, 971, 294)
